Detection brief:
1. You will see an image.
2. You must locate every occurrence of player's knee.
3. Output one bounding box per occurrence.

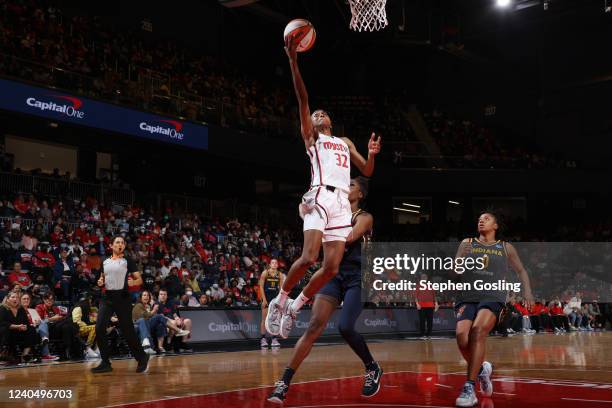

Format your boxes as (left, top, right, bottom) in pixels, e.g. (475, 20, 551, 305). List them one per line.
(321, 262, 340, 278)
(299, 253, 318, 268)
(456, 331, 469, 349)
(338, 323, 355, 339)
(469, 325, 489, 342)
(305, 321, 325, 338)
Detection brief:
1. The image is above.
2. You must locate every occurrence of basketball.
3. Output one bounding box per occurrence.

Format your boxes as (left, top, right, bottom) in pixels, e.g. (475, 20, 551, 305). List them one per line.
(283, 18, 316, 52)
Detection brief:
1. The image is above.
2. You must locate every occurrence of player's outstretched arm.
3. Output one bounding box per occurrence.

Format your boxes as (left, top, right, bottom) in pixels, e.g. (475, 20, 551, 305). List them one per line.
(506, 242, 534, 308)
(285, 35, 315, 149)
(346, 212, 373, 245)
(342, 133, 381, 177)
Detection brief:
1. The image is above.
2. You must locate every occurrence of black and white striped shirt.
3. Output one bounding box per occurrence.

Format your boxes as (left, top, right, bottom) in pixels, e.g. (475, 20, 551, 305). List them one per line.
(102, 256, 138, 291)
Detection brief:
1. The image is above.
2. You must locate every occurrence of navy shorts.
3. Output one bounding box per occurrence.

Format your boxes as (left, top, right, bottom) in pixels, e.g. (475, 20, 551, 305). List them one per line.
(455, 301, 505, 322)
(317, 267, 361, 303)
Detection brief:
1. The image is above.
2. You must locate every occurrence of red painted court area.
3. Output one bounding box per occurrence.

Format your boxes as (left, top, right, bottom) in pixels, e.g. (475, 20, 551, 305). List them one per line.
(110, 372, 612, 408)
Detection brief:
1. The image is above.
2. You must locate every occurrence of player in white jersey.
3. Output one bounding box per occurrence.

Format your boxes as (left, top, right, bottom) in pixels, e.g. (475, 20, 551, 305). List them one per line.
(265, 32, 381, 339)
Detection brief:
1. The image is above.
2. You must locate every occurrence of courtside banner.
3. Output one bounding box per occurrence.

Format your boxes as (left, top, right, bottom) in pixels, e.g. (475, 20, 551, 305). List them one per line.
(180, 308, 456, 342)
(0, 78, 208, 149)
(363, 242, 612, 304)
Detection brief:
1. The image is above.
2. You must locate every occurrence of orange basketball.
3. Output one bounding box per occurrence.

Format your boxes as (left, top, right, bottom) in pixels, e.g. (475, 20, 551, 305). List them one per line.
(283, 19, 316, 52)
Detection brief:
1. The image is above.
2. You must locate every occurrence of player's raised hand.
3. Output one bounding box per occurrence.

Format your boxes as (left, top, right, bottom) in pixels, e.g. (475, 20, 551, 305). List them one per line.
(368, 132, 381, 156)
(285, 33, 298, 61)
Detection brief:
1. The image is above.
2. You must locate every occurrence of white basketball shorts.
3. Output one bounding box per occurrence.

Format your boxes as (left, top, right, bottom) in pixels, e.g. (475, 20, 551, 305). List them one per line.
(299, 186, 352, 242)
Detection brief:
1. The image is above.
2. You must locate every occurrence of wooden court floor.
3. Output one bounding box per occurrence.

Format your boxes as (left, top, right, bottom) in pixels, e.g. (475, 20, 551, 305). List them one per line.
(1, 331, 611, 407)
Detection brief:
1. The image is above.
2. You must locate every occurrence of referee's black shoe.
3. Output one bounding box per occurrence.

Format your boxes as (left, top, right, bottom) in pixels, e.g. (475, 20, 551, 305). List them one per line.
(362, 361, 383, 397)
(136, 354, 149, 373)
(91, 361, 113, 373)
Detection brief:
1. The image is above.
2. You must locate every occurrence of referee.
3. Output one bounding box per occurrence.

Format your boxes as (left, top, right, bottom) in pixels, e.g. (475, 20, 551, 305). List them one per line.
(91, 235, 149, 373)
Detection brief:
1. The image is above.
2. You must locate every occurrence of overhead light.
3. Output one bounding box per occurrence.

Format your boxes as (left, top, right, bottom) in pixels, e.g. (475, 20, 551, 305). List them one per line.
(394, 207, 420, 214)
(496, 0, 512, 7)
(448, 200, 460, 205)
(402, 203, 421, 208)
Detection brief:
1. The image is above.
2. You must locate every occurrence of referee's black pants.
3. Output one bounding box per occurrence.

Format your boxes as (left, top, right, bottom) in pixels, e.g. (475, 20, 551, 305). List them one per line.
(418, 307, 434, 336)
(95, 291, 146, 364)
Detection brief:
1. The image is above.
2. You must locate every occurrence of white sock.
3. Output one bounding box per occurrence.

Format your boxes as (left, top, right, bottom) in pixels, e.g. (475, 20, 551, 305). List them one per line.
(291, 292, 309, 312)
(277, 290, 289, 307)
(142, 338, 151, 347)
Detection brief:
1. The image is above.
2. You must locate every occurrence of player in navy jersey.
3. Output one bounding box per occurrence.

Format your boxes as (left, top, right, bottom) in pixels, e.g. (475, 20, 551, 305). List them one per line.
(268, 177, 382, 405)
(265, 29, 382, 341)
(454, 211, 534, 407)
(259, 259, 285, 348)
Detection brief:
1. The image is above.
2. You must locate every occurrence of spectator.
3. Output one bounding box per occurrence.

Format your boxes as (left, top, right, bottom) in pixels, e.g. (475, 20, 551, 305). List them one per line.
(8, 262, 32, 291)
(197, 293, 210, 307)
(132, 290, 167, 354)
(0, 290, 39, 363)
(164, 267, 182, 300)
(20, 292, 58, 361)
(36, 292, 79, 360)
(549, 300, 570, 332)
(156, 289, 191, 352)
(71, 295, 100, 359)
(53, 249, 75, 301)
(564, 293, 582, 330)
(588, 300, 604, 329)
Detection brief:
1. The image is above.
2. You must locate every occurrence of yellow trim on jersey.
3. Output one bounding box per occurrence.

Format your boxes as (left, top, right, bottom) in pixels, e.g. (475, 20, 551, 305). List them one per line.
(474, 238, 501, 247)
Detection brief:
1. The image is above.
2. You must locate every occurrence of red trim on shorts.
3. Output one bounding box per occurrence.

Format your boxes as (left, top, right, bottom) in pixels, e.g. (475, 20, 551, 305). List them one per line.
(324, 224, 352, 231)
(313, 144, 323, 185)
(313, 187, 329, 224)
(306, 148, 314, 187)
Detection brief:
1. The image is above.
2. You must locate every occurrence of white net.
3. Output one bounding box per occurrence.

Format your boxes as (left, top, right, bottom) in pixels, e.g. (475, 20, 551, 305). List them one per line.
(348, 0, 388, 32)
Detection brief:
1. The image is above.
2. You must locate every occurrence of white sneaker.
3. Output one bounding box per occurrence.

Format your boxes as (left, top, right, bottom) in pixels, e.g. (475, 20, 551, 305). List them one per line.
(176, 329, 190, 337)
(478, 361, 493, 397)
(265, 297, 284, 336)
(271, 338, 281, 348)
(280, 299, 298, 339)
(456, 382, 478, 407)
(260, 337, 269, 348)
(144, 347, 156, 355)
(85, 347, 100, 359)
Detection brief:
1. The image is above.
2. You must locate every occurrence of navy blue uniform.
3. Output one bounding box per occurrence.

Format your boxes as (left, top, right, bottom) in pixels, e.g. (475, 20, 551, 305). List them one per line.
(263, 271, 281, 303)
(455, 238, 508, 322)
(317, 209, 375, 367)
(318, 209, 369, 302)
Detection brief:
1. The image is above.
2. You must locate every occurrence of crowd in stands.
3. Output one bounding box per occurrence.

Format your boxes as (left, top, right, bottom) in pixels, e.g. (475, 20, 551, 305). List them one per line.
(0, 192, 302, 307)
(0, 0, 294, 136)
(0, 0, 576, 170)
(0, 189, 305, 364)
(414, 110, 578, 170)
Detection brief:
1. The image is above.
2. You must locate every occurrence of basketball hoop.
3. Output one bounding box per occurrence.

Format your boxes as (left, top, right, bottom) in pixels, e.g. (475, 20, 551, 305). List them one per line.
(348, 0, 388, 32)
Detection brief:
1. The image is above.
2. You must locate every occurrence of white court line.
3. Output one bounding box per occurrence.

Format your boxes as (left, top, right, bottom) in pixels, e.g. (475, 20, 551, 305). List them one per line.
(435, 383, 453, 389)
(562, 398, 612, 403)
(99, 370, 440, 408)
(493, 392, 516, 396)
(288, 405, 454, 408)
(100, 369, 610, 408)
